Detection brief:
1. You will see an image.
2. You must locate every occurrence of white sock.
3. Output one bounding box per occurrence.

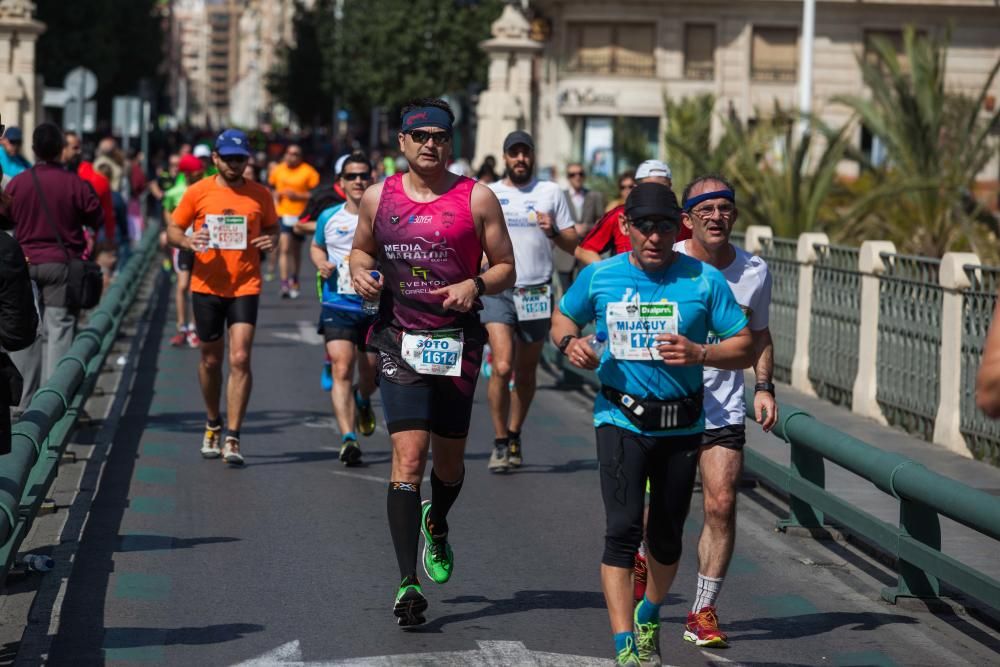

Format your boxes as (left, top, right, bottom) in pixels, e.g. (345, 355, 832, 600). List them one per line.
(692, 573, 724, 612)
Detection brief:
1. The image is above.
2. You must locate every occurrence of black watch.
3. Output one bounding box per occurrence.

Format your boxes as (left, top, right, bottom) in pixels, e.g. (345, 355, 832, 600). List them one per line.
(557, 334, 577, 355)
(473, 276, 486, 296)
(754, 381, 775, 395)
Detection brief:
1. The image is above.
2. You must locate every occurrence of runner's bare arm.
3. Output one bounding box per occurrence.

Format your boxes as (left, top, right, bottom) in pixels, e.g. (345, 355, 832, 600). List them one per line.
(349, 183, 384, 299)
(166, 217, 207, 252)
(656, 327, 753, 369)
(574, 246, 603, 266)
(751, 327, 777, 430)
(551, 305, 599, 370)
(310, 241, 334, 279)
(473, 182, 515, 295)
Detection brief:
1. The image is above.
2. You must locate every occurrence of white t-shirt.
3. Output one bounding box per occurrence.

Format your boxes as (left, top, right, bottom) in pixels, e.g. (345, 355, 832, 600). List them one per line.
(315, 202, 358, 266)
(675, 241, 772, 428)
(489, 179, 574, 287)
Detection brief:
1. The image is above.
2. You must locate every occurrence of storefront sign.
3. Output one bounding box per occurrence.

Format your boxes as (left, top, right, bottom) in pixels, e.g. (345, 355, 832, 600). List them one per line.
(558, 87, 618, 109)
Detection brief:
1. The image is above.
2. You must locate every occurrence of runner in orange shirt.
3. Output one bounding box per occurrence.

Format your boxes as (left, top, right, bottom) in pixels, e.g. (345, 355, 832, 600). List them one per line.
(268, 144, 320, 299)
(168, 129, 280, 465)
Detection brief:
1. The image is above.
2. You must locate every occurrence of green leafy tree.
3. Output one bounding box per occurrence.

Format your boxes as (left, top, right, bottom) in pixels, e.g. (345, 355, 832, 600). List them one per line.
(835, 27, 1000, 257)
(266, 0, 334, 126)
(663, 93, 714, 193)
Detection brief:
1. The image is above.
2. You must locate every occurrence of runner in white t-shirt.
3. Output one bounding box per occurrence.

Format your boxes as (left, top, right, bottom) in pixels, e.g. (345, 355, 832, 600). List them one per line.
(308, 153, 378, 466)
(482, 131, 577, 472)
(673, 175, 777, 648)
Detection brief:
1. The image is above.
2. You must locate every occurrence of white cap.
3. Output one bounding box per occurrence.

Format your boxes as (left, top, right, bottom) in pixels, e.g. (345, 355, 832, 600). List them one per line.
(193, 144, 212, 158)
(635, 159, 672, 180)
(334, 153, 351, 176)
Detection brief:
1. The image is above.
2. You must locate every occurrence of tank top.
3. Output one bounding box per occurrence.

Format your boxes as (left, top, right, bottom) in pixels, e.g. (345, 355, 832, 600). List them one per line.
(372, 173, 482, 331)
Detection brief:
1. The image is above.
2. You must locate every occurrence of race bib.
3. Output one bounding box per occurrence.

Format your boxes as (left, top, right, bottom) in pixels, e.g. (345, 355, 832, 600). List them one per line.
(281, 214, 299, 229)
(606, 301, 679, 360)
(336, 261, 356, 295)
(205, 215, 248, 250)
(401, 329, 464, 377)
(513, 285, 551, 321)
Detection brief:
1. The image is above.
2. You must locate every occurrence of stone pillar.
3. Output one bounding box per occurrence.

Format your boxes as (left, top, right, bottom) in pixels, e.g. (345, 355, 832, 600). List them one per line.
(852, 241, 896, 423)
(473, 4, 541, 168)
(0, 0, 45, 133)
(932, 252, 979, 458)
(790, 233, 828, 395)
(744, 225, 772, 255)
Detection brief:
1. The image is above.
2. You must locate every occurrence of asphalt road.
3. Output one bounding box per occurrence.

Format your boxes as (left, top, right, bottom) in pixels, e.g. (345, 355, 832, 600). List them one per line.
(16, 271, 1000, 666)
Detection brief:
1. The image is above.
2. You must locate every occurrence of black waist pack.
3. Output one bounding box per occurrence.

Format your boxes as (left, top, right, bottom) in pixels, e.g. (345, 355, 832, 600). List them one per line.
(601, 385, 703, 431)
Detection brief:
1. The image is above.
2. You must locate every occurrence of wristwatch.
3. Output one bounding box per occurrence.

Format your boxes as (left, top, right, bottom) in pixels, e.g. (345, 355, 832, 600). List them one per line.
(557, 334, 577, 355)
(754, 381, 775, 395)
(473, 276, 486, 296)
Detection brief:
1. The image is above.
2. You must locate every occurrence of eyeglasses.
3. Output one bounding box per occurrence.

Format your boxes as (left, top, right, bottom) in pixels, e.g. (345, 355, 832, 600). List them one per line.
(406, 130, 452, 145)
(342, 171, 371, 181)
(568, 171, 585, 178)
(221, 154, 248, 165)
(690, 204, 735, 219)
(630, 216, 678, 236)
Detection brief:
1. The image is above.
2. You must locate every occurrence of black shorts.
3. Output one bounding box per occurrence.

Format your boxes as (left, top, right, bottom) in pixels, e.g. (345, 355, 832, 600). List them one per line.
(173, 248, 195, 272)
(318, 306, 374, 349)
(702, 424, 746, 450)
(191, 293, 260, 343)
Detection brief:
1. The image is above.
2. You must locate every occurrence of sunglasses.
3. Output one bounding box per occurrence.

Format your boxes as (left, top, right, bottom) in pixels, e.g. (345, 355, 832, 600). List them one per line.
(630, 216, 678, 235)
(568, 171, 585, 178)
(406, 130, 452, 145)
(221, 154, 249, 165)
(342, 171, 371, 181)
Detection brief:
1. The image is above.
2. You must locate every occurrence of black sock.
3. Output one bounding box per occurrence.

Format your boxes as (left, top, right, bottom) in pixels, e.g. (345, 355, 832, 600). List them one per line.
(494, 437, 509, 447)
(428, 468, 464, 538)
(207, 417, 222, 430)
(508, 430, 521, 441)
(387, 481, 421, 580)
(225, 429, 240, 440)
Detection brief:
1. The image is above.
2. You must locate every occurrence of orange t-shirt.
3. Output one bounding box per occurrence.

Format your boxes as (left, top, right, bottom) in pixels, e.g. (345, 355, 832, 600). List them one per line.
(172, 177, 279, 298)
(268, 161, 320, 217)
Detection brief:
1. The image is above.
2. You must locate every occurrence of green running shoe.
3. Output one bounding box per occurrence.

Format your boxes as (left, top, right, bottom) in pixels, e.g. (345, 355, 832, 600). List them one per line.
(420, 500, 454, 584)
(393, 576, 427, 627)
(634, 604, 662, 666)
(339, 438, 362, 466)
(355, 387, 376, 436)
(615, 636, 641, 666)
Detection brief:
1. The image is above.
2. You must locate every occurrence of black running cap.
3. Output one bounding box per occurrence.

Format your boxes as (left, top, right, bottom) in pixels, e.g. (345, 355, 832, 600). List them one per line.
(625, 182, 681, 221)
(503, 130, 534, 153)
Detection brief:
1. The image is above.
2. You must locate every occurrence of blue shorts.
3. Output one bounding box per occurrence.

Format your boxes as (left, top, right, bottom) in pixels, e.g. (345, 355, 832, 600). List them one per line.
(318, 306, 374, 349)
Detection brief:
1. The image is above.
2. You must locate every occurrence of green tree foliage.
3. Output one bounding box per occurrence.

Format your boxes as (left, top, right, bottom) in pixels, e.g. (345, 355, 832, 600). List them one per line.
(663, 93, 714, 193)
(266, 0, 334, 126)
(835, 27, 1000, 257)
(35, 0, 164, 118)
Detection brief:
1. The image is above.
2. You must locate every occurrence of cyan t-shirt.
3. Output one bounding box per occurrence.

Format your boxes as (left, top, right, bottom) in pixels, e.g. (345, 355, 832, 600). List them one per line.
(559, 252, 748, 436)
(314, 202, 362, 313)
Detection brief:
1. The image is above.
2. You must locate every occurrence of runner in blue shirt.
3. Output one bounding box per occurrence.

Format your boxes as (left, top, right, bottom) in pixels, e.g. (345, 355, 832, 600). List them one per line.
(550, 182, 752, 666)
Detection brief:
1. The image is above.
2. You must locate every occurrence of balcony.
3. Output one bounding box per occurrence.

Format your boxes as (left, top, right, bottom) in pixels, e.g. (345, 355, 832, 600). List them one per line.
(564, 51, 655, 78)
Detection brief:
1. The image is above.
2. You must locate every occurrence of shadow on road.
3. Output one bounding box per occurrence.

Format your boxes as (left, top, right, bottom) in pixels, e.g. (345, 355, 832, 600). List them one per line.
(116, 534, 241, 553)
(102, 623, 265, 648)
(660, 610, 918, 641)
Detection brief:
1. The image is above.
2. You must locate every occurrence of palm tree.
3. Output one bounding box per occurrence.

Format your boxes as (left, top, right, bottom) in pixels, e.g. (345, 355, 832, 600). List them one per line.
(835, 26, 1000, 257)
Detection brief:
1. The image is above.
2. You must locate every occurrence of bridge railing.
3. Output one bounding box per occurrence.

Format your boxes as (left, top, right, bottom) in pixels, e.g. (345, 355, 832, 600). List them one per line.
(1, 226, 159, 579)
(733, 226, 998, 465)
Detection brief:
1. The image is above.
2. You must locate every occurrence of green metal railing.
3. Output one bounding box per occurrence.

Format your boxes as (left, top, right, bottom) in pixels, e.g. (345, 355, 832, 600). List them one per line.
(961, 264, 1000, 464)
(730, 232, 746, 248)
(539, 344, 1000, 610)
(808, 244, 860, 407)
(876, 253, 942, 441)
(1, 226, 158, 578)
(759, 237, 798, 383)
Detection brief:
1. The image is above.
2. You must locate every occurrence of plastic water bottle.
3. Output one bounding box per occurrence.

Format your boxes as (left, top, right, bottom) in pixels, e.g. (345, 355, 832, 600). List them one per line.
(589, 331, 608, 357)
(21, 554, 54, 572)
(362, 271, 381, 316)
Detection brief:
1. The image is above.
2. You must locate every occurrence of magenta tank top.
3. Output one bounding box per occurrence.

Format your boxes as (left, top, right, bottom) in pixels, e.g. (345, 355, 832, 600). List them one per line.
(373, 173, 482, 331)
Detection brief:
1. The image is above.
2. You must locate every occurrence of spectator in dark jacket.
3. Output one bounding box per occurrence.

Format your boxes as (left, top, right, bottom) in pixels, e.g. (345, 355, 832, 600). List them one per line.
(4, 123, 102, 408)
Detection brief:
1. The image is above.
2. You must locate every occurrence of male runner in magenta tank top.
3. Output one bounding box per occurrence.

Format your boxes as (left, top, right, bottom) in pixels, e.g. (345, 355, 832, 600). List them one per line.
(350, 98, 515, 627)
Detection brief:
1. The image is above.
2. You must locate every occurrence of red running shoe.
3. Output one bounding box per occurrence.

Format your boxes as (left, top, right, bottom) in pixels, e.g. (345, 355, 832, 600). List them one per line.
(169, 331, 187, 347)
(684, 605, 729, 648)
(633, 552, 647, 604)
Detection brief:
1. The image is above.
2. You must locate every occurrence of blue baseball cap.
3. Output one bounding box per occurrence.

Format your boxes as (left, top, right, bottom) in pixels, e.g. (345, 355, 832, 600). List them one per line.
(5, 127, 22, 142)
(214, 128, 251, 157)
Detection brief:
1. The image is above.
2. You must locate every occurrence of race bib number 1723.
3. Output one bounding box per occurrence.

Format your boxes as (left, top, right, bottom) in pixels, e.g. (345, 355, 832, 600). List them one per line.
(606, 301, 679, 360)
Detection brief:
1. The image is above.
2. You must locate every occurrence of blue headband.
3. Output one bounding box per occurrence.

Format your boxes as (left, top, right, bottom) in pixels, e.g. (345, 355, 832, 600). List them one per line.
(683, 189, 735, 211)
(402, 107, 453, 133)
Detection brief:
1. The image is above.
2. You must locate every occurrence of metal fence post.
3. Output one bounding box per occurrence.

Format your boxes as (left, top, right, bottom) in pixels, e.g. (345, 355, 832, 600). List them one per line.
(852, 241, 895, 424)
(779, 442, 826, 530)
(933, 252, 978, 458)
(791, 233, 828, 395)
(883, 498, 942, 603)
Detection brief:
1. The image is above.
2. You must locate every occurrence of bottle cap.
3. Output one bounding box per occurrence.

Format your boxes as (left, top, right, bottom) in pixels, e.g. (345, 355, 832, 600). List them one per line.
(370, 271, 380, 279)
(595, 331, 608, 342)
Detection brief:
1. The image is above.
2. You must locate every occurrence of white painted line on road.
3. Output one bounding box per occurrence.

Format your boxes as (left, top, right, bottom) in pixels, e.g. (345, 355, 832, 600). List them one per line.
(329, 470, 430, 485)
(700, 648, 737, 664)
(231, 640, 610, 666)
(272, 321, 324, 346)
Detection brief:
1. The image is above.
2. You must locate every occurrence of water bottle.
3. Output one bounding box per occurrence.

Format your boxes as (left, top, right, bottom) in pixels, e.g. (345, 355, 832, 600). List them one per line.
(362, 271, 381, 316)
(21, 554, 54, 572)
(589, 331, 608, 357)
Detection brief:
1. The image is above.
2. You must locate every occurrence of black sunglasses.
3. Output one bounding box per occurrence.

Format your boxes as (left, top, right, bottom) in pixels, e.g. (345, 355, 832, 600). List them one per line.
(630, 216, 678, 235)
(342, 171, 371, 181)
(406, 130, 452, 145)
(221, 154, 249, 165)
(568, 171, 585, 178)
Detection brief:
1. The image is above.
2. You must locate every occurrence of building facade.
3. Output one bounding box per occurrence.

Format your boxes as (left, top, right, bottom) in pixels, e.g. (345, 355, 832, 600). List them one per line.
(0, 0, 44, 136)
(476, 0, 999, 190)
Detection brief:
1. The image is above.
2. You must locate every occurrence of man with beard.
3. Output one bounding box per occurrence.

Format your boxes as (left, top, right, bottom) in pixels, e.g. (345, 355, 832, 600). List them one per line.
(483, 131, 577, 472)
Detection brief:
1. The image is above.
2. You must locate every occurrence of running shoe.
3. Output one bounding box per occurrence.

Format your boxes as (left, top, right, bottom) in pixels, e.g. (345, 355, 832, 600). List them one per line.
(487, 442, 509, 473)
(393, 576, 428, 627)
(684, 605, 728, 648)
(280, 280, 291, 299)
(339, 437, 362, 466)
(615, 637, 641, 666)
(420, 500, 454, 584)
(321, 360, 333, 392)
(355, 388, 376, 436)
(634, 604, 662, 666)
(186, 330, 200, 348)
(169, 330, 187, 347)
(222, 436, 245, 465)
(633, 552, 648, 604)
(507, 433, 523, 468)
(200, 425, 221, 458)
(289, 280, 301, 300)
(264, 270, 275, 282)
